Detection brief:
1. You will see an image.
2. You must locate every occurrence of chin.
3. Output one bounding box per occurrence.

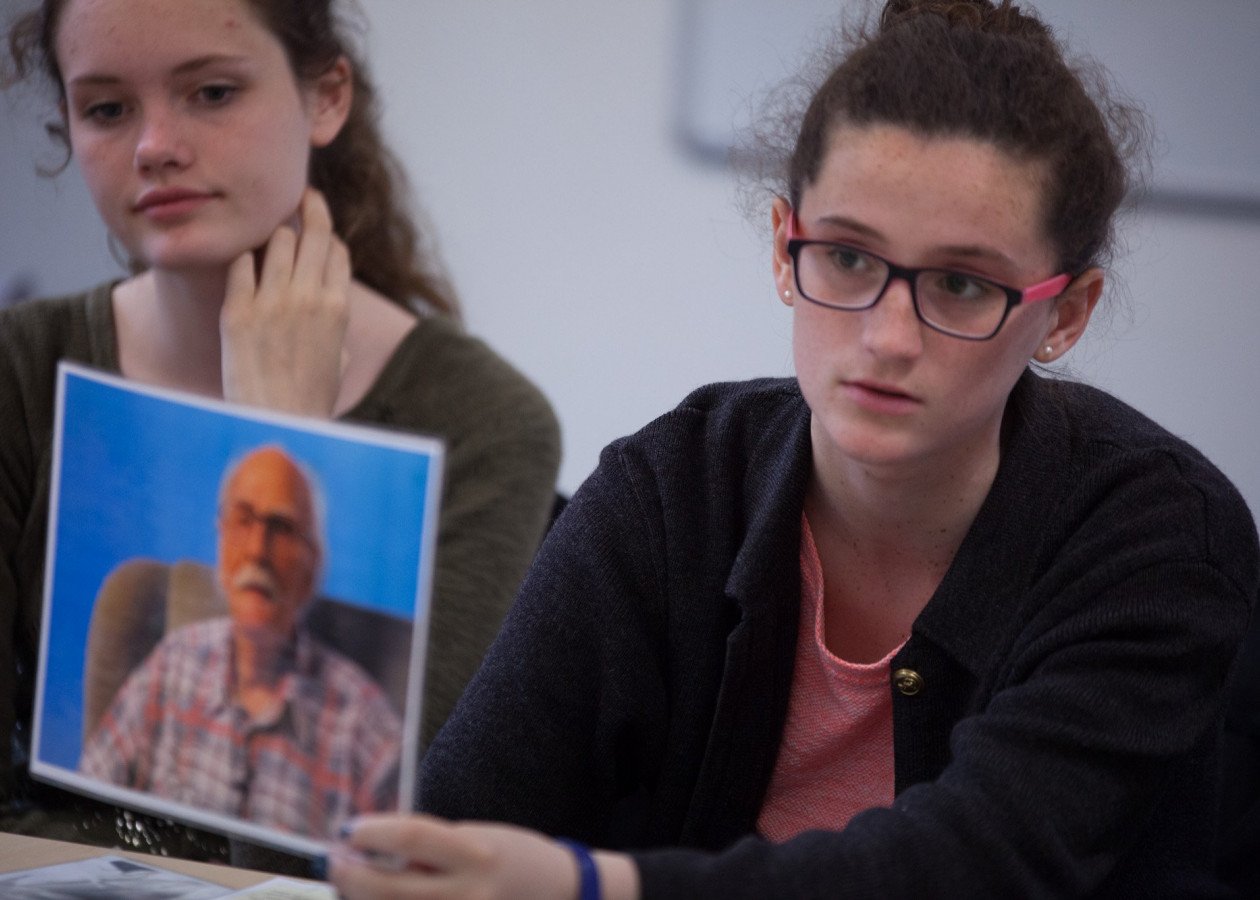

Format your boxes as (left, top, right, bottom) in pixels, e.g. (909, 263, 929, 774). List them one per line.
(136, 232, 262, 273)
(145, 254, 243, 277)
(839, 442, 923, 470)
(819, 419, 923, 469)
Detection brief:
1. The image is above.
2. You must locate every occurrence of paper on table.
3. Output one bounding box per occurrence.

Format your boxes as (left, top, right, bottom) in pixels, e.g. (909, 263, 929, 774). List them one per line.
(224, 877, 337, 899)
(0, 853, 231, 899)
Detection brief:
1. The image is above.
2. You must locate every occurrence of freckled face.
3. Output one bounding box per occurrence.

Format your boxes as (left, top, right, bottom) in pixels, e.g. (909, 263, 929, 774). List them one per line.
(774, 123, 1062, 477)
(55, 0, 324, 271)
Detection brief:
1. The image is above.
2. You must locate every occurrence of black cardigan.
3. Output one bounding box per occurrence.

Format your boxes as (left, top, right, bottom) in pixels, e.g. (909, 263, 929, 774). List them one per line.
(421, 372, 1258, 898)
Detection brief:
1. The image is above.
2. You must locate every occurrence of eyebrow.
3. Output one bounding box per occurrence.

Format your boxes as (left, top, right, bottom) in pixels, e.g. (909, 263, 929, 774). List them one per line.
(812, 214, 1019, 270)
(66, 54, 252, 88)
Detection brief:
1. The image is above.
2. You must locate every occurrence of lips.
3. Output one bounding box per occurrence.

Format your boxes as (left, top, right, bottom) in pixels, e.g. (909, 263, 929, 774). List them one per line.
(133, 187, 216, 217)
(847, 378, 917, 401)
(842, 378, 922, 414)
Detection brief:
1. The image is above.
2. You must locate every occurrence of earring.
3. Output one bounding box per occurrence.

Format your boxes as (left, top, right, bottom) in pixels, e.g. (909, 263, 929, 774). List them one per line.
(1040, 344, 1054, 360)
(783, 290, 792, 299)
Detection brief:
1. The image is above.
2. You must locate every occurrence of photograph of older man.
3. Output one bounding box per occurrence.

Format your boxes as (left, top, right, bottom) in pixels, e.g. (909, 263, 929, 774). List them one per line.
(79, 446, 403, 839)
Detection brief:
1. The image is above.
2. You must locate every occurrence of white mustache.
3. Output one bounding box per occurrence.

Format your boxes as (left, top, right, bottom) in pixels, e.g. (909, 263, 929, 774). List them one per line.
(232, 563, 278, 599)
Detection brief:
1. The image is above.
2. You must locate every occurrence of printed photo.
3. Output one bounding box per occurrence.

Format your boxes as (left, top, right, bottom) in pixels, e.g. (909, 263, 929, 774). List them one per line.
(31, 363, 443, 859)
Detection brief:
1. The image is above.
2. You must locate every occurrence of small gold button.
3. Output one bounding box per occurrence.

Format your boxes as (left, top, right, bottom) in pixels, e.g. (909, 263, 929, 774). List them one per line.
(893, 668, 924, 696)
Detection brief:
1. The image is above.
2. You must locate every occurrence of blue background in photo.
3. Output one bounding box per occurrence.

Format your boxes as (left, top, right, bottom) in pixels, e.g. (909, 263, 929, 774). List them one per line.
(37, 367, 439, 770)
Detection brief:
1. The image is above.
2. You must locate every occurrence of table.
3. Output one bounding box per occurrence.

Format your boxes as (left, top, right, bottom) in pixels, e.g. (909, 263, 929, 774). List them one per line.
(0, 830, 294, 889)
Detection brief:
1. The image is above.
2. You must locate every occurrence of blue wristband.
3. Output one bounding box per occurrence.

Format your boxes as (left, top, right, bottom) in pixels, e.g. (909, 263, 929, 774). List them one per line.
(557, 838, 602, 900)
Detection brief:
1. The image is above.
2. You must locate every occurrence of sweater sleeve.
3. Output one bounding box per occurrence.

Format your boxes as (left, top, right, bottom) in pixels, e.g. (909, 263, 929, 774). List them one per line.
(0, 298, 77, 800)
(366, 317, 563, 751)
(0, 319, 35, 799)
(418, 440, 668, 842)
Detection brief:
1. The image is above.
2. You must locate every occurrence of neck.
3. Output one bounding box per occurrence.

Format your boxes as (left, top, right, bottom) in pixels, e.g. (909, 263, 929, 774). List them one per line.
(230, 626, 296, 721)
(113, 267, 228, 398)
(807, 419, 1002, 572)
(232, 628, 292, 689)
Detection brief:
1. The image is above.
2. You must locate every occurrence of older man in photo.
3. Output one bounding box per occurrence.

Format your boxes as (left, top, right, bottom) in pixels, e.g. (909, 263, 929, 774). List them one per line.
(80, 445, 402, 839)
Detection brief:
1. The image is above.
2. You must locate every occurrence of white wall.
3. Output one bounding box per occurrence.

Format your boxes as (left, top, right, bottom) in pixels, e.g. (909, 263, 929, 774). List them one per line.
(3, 0, 1258, 524)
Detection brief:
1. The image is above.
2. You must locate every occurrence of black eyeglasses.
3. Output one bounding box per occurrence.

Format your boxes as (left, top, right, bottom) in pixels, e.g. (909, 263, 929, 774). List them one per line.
(786, 211, 1070, 340)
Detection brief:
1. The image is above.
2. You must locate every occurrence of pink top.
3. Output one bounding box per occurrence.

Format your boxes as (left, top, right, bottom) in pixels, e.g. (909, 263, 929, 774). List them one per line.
(756, 516, 901, 842)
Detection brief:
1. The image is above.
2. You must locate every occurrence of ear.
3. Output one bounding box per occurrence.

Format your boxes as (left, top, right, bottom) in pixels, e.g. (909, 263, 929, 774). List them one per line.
(771, 196, 795, 307)
(308, 55, 353, 149)
(1038, 267, 1104, 362)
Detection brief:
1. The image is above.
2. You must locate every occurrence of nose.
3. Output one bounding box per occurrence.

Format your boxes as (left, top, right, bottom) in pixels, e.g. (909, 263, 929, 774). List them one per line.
(860, 276, 924, 359)
(133, 106, 193, 174)
(241, 517, 276, 562)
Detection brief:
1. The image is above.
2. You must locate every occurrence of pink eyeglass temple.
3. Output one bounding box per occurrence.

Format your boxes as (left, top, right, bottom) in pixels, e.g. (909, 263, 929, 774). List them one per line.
(786, 210, 1071, 304)
(1019, 273, 1071, 303)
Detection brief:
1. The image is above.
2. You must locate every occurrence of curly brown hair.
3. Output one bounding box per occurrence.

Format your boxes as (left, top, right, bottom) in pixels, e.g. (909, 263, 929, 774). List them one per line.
(746, 0, 1151, 276)
(4, 0, 457, 317)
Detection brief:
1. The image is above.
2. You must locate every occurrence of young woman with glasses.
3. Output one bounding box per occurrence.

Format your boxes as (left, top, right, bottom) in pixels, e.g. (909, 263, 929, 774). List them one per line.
(337, 0, 1256, 896)
(0, 0, 560, 870)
